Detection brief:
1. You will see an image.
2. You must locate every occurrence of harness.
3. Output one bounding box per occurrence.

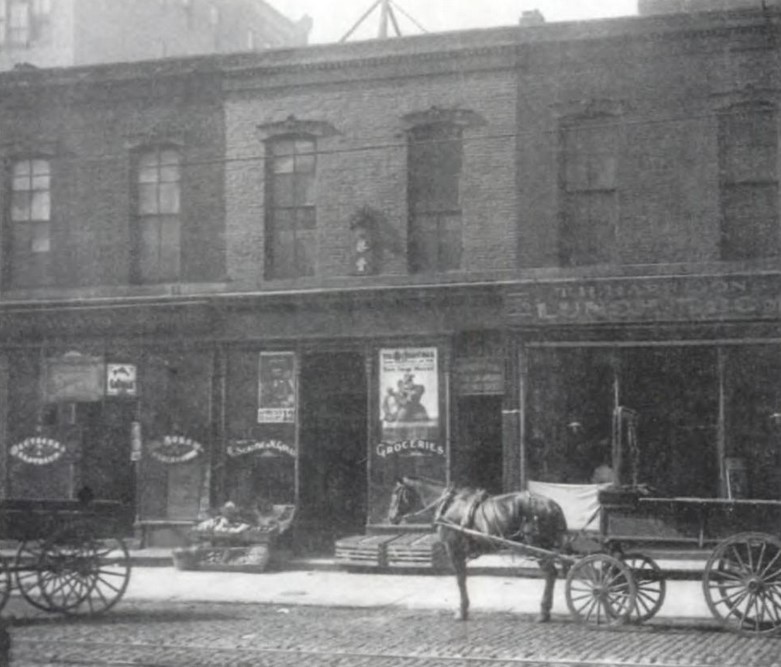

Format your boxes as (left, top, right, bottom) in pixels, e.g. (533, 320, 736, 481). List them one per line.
(401, 485, 455, 523)
(461, 489, 489, 530)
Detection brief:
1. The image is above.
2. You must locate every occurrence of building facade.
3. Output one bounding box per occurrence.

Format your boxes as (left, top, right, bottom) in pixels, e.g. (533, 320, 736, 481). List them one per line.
(1, 5, 781, 549)
(0, 0, 310, 71)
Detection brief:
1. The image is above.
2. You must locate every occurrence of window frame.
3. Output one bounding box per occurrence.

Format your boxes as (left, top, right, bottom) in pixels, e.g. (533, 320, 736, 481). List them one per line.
(406, 121, 464, 274)
(263, 134, 317, 280)
(558, 112, 621, 268)
(131, 145, 183, 284)
(5, 155, 53, 287)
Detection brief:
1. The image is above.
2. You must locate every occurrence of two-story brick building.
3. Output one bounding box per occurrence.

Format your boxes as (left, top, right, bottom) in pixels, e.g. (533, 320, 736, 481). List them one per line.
(1, 2, 780, 551)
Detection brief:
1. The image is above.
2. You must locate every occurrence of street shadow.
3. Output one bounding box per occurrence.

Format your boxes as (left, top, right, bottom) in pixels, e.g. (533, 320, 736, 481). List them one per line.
(6, 607, 247, 629)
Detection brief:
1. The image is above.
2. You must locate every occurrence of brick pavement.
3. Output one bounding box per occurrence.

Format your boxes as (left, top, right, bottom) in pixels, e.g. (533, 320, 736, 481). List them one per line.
(6, 600, 781, 666)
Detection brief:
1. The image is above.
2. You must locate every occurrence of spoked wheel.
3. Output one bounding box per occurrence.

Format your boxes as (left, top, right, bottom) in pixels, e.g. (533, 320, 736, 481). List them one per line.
(565, 553, 637, 626)
(36, 522, 131, 616)
(703, 532, 781, 636)
(0, 555, 11, 613)
(622, 552, 666, 623)
(15, 540, 58, 612)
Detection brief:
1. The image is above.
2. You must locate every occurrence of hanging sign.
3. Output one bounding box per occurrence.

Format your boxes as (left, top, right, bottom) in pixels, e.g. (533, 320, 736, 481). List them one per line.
(107, 363, 138, 397)
(148, 435, 203, 464)
(257, 352, 296, 424)
(44, 352, 104, 402)
(10, 437, 66, 465)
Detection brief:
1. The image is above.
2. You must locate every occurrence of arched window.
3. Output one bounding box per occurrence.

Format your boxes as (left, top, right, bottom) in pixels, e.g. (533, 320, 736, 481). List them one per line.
(134, 147, 181, 283)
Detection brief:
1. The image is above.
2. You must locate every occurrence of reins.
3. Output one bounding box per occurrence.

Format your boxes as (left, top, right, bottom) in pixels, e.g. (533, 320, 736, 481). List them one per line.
(399, 484, 455, 523)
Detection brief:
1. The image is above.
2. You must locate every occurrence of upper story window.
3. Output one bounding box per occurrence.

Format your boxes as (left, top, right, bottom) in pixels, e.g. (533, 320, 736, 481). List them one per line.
(7, 157, 52, 286)
(265, 137, 316, 279)
(0, 0, 51, 47)
(407, 123, 463, 273)
(134, 147, 181, 283)
(719, 103, 779, 261)
(559, 113, 620, 267)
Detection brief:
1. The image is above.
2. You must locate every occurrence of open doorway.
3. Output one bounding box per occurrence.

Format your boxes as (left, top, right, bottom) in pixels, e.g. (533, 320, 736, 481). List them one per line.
(299, 352, 367, 552)
(455, 395, 503, 494)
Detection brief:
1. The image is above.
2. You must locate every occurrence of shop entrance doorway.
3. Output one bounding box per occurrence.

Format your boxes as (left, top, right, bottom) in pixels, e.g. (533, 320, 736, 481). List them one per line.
(299, 352, 367, 552)
(48, 401, 136, 534)
(455, 395, 503, 493)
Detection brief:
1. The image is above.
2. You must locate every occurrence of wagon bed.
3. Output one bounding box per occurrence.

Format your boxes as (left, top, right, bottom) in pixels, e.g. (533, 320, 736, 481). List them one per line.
(0, 496, 132, 616)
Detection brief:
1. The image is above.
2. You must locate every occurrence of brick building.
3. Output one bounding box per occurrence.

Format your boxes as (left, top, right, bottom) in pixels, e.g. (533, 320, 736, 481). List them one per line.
(0, 0, 310, 71)
(1, 3, 781, 550)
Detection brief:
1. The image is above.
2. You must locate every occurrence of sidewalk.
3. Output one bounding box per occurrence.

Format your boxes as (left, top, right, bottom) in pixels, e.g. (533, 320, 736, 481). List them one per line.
(119, 547, 715, 621)
(123, 561, 715, 621)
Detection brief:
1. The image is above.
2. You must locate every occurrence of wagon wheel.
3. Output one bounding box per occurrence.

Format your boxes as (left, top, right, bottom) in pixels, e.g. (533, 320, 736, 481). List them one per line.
(14, 540, 60, 612)
(703, 532, 781, 637)
(36, 522, 131, 615)
(565, 553, 637, 626)
(0, 555, 11, 613)
(622, 552, 666, 623)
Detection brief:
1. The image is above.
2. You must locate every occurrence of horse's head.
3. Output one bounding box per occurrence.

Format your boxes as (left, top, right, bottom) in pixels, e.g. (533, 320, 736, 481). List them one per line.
(387, 478, 420, 525)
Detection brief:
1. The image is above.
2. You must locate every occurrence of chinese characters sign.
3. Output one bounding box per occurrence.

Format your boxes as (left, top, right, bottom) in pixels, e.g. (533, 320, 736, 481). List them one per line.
(257, 352, 296, 424)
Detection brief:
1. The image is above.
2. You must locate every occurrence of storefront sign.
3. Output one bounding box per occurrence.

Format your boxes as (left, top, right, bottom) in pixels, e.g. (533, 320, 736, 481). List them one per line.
(506, 274, 781, 325)
(10, 437, 66, 465)
(107, 363, 138, 397)
(454, 357, 504, 395)
(376, 439, 445, 458)
(257, 352, 296, 424)
(226, 439, 296, 458)
(148, 435, 203, 464)
(44, 352, 104, 402)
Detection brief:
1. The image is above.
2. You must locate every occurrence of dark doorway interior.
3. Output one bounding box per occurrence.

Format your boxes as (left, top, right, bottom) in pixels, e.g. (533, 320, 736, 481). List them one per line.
(299, 352, 367, 553)
(455, 395, 503, 494)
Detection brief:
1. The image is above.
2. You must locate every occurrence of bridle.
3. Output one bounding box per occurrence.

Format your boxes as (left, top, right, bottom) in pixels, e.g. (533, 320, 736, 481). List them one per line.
(393, 482, 455, 524)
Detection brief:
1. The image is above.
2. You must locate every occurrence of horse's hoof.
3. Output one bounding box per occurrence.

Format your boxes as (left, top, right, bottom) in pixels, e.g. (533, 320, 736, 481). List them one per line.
(537, 612, 551, 623)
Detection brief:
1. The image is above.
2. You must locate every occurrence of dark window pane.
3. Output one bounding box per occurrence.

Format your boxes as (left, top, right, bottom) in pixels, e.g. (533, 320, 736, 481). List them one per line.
(296, 229, 316, 276)
(722, 183, 779, 260)
(272, 173, 294, 207)
(561, 192, 617, 266)
(297, 207, 316, 230)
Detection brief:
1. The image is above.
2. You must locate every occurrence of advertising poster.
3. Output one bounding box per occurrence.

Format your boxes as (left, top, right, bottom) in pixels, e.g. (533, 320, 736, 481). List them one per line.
(257, 352, 297, 424)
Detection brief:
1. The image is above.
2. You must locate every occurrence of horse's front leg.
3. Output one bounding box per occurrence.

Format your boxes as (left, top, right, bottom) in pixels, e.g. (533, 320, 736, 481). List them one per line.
(537, 557, 557, 623)
(448, 540, 470, 621)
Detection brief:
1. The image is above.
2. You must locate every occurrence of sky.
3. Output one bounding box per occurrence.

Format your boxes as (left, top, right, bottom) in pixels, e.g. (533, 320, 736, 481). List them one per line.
(268, 0, 639, 44)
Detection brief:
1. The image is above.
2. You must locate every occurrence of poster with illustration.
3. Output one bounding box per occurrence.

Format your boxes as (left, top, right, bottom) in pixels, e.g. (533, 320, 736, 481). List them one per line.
(379, 348, 439, 440)
(257, 352, 296, 424)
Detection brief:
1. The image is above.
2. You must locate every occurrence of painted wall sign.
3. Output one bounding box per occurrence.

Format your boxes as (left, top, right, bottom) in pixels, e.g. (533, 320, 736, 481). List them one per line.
(107, 363, 138, 397)
(148, 435, 203, 464)
(44, 352, 104, 402)
(375, 439, 445, 458)
(506, 274, 781, 325)
(257, 352, 296, 424)
(226, 439, 296, 458)
(454, 357, 504, 395)
(10, 437, 66, 465)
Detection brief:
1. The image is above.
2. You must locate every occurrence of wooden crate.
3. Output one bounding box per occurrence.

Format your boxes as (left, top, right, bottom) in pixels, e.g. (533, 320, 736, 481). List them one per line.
(386, 532, 449, 571)
(334, 534, 399, 568)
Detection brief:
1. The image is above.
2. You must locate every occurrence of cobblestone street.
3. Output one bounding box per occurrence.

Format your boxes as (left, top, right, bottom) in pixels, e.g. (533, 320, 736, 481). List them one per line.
(6, 599, 781, 667)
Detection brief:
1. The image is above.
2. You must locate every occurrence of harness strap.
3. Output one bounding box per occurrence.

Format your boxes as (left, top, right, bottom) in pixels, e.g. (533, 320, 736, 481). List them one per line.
(402, 485, 454, 523)
(461, 489, 489, 531)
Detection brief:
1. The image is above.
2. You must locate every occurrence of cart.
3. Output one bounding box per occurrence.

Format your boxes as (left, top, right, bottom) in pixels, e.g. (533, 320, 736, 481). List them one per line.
(0, 497, 132, 615)
(595, 407, 781, 636)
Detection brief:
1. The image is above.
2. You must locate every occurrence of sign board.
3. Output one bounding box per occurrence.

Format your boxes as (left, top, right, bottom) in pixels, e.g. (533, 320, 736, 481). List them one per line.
(44, 352, 104, 402)
(507, 274, 781, 326)
(107, 363, 138, 397)
(454, 357, 504, 395)
(257, 352, 296, 424)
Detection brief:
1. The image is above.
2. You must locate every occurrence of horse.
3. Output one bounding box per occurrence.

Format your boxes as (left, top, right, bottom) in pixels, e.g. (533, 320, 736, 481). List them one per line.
(388, 476, 569, 622)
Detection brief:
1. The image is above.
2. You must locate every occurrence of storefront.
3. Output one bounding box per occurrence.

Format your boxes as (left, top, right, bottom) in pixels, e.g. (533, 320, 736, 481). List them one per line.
(511, 272, 781, 502)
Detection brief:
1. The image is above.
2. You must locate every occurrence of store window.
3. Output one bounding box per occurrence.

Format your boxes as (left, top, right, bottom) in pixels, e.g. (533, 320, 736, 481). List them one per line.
(407, 123, 463, 273)
(559, 114, 619, 266)
(265, 137, 316, 279)
(524, 345, 719, 497)
(719, 104, 779, 260)
(7, 157, 52, 287)
(0, 0, 51, 47)
(134, 147, 181, 283)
